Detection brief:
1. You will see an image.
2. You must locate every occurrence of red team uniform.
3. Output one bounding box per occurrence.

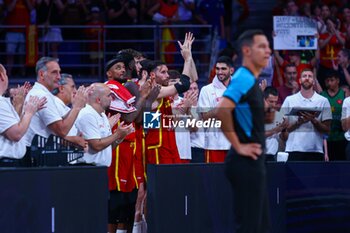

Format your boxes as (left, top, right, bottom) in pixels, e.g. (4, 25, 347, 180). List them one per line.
(145, 97, 181, 164)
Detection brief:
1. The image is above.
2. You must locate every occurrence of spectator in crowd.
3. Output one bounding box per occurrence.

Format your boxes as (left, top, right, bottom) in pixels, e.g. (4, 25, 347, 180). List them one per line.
(107, 0, 138, 25)
(195, 0, 225, 64)
(258, 56, 274, 87)
(198, 56, 232, 163)
(318, 4, 332, 34)
(148, 0, 179, 24)
(281, 68, 332, 161)
(139, 0, 158, 23)
(285, 0, 299, 16)
(195, 0, 225, 39)
(329, 1, 341, 21)
(36, 0, 65, 58)
(318, 16, 346, 86)
(5, 0, 33, 76)
(23, 57, 87, 154)
(341, 5, 350, 48)
(320, 72, 346, 160)
(264, 86, 288, 161)
(311, 3, 322, 26)
(84, 6, 105, 76)
(62, 0, 87, 39)
(274, 49, 316, 85)
(277, 63, 300, 106)
(300, 2, 311, 18)
(332, 48, 350, 86)
(177, 0, 195, 24)
(107, 0, 138, 51)
(0, 64, 45, 167)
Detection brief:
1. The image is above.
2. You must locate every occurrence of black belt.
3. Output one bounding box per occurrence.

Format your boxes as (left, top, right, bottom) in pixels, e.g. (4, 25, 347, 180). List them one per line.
(0, 158, 21, 167)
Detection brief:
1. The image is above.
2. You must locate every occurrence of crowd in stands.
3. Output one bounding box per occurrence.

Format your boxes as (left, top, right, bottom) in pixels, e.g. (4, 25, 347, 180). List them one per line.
(0, 0, 233, 77)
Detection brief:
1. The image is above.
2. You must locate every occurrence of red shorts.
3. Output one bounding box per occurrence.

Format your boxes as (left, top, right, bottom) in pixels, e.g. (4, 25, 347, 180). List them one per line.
(146, 147, 181, 164)
(205, 150, 228, 163)
(179, 159, 191, 164)
(108, 140, 137, 192)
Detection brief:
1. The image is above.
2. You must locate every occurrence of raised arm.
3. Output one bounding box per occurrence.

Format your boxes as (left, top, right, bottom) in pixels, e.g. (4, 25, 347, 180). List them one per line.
(157, 32, 197, 99)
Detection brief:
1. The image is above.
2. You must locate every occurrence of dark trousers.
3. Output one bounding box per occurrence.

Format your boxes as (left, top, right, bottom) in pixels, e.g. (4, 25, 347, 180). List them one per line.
(287, 151, 324, 161)
(0, 147, 32, 167)
(265, 154, 276, 162)
(345, 142, 350, 161)
(328, 140, 347, 161)
(190, 147, 205, 163)
(225, 149, 270, 233)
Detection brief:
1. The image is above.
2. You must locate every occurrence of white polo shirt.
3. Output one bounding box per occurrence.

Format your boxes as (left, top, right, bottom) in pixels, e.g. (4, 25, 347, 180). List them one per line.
(75, 104, 112, 166)
(173, 97, 192, 160)
(23, 82, 62, 146)
(198, 76, 231, 150)
(0, 97, 26, 159)
(190, 106, 205, 149)
(281, 92, 332, 153)
(341, 96, 350, 140)
(54, 96, 78, 136)
(265, 111, 284, 155)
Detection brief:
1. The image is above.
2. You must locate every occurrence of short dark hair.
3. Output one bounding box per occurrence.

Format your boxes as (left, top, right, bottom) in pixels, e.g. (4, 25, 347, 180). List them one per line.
(264, 86, 278, 99)
(237, 29, 265, 51)
(284, 63, 297, 72)
(300, 68, 314, 77)
(119, 48, 145, 59)
(325, 71, 340, 79)
(141, 60, 165, 74)
(216, 56, 234, 67)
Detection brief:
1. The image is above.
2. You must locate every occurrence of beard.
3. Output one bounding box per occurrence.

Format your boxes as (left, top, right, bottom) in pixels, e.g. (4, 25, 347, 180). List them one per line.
(218, 74, 230, 83)
(301, 81, 313, 90)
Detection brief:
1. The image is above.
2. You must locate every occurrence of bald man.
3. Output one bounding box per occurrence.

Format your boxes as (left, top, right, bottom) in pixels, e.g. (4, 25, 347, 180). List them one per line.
(75, 83, 133, 166)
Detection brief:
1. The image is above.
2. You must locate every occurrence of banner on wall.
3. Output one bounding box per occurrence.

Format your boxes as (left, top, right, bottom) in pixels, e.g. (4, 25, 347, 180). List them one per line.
(273, 16, 317, 50)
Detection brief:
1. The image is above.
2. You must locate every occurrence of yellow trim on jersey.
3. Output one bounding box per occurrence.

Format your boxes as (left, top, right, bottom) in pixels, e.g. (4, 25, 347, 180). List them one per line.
(115, 145, 121, 191)
(206, 150, 210, 163)
(142, 131, 147, 181)
(131, 141, 138, 189)
(155, 148, 159, 164)
(148, 98, 164, 150)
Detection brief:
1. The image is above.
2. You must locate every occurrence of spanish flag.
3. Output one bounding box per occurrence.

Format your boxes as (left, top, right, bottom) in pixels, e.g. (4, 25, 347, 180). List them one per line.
(161, 28, 177, 64)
